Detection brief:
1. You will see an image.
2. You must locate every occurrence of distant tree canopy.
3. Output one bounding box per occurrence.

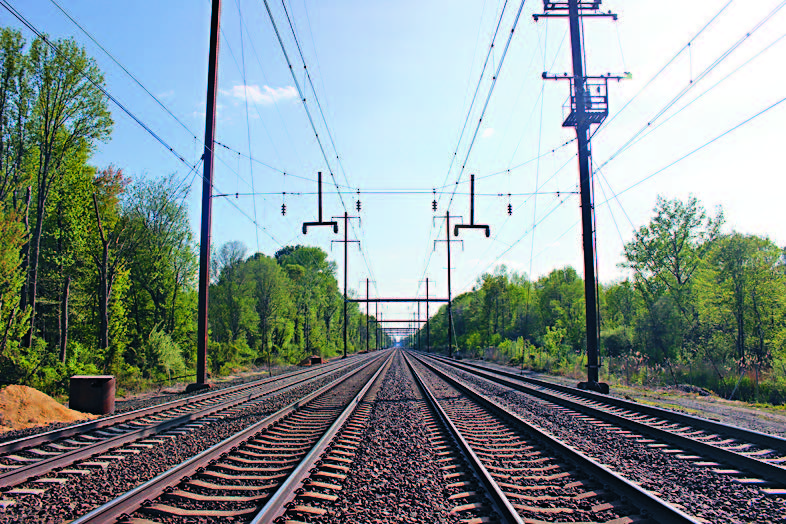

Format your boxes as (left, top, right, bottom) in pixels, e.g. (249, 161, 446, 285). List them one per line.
(0, 28, 390, 395)
(419, 196, 786, 403)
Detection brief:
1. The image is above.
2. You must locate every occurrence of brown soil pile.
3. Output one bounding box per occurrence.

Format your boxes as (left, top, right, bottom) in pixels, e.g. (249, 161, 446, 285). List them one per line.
(0, 384, 97, 433)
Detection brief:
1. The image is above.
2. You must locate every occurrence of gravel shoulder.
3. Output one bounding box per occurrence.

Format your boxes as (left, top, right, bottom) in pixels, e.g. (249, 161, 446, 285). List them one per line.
(473, 359, 786, 438)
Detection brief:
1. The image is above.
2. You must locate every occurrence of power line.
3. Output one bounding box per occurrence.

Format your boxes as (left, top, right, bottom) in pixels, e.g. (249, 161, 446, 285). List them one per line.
(608, 95, 786, 200)
(596, 0, 786, 171)
(445, 0, 528, 211)
(590, 0, 736, 142)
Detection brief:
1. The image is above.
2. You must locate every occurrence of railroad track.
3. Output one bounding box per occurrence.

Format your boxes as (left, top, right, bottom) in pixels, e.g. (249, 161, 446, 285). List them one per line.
(422, 353, 786, 492)
(265, 350, 510, 524)
(406, 352, 697, 524)
(0, 353, 370, 493)
(71, 351, 392, 523)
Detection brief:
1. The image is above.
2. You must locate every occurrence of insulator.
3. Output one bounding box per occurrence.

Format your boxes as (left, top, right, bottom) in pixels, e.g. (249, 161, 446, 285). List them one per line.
(507, 203, 512, 216)
(281, 203, 286, 216)
(432, 199, 437, 211)
(356, 199, 361, 212)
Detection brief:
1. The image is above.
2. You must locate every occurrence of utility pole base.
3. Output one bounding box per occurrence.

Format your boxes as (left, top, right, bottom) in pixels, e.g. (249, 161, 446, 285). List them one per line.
(577, 381, 609, 394)
(186, 382, 212, 393)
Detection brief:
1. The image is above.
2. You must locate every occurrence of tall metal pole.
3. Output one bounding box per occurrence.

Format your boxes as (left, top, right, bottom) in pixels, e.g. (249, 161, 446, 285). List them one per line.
(426, 278, 430, 352)
(568, 0, 600, 387)
(194, 0, 221, 390)
(375, 302, 379, 350)
(417, 302, 421, 350)
(343, 211, 348, 358)
(366, 278, 370, 353)
(446, 211, 453, 358)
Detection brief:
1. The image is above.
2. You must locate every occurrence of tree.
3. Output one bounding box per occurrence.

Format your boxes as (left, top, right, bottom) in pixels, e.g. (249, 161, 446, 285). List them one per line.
(125, 175, 196, 352)
(23, 35, 112, 345)
(209, 241, 257, 345)
(244, 253, 292, 361)
(622, 196, 723, 370)
(0, 208, 29, 383)
(89, 166, 132, 370)
(700, 233, 786, 393)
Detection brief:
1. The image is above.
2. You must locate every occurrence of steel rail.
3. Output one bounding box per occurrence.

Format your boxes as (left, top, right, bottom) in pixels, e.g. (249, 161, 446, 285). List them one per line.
(402, 352, 523, 524)
(430, 353, 786, 454)
(410, 351, 700, 524)
(0, 354, 370, 489)
(249, 351, 394, 523)
(71, 351, 390, 524)
(424, 353, 786, 485)
(0, 353, 364, 454)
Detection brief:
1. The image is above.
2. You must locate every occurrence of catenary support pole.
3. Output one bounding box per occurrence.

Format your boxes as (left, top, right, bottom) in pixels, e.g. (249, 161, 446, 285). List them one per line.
(194, 0, 221, 390)
(343, 211, 348, 358)
(568, 0, 600, 387)
(426, 278, 430, 353)
(446, 211, 453, 358)
(366, 278, 370, 353)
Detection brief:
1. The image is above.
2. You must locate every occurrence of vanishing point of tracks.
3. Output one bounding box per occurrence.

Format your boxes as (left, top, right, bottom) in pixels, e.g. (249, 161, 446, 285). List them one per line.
(1, 349, 784, 523)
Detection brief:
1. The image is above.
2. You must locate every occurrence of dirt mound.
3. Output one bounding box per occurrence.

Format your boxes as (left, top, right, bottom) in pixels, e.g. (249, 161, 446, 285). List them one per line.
(0, 385, 97, 433)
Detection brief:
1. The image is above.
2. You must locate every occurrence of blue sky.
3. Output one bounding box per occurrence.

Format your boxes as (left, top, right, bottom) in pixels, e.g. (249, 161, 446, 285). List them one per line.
(5, 0, 786, 326)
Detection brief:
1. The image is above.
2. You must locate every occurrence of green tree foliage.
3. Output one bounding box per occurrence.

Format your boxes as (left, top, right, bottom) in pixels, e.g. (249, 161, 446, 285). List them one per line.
(415, 195, 786, 404)
(24, 34, 112, 346)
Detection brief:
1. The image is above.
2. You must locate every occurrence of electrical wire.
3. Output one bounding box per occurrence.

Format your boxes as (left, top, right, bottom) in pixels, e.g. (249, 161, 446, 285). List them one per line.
(596, 0, 786, 171)
(590, 0, 736, 141)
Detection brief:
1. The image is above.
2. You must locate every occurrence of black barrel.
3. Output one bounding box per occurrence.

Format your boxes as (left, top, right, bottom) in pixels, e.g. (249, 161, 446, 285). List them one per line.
(69, 375, 115, 415)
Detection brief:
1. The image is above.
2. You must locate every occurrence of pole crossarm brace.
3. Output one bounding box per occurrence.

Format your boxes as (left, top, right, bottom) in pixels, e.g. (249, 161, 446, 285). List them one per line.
(454, 174, 491, 238)
(533, 12, 617, 20)
(302, 172, 339, 234)
(348, 298, 450, 303)
(542, 73, 628, 81)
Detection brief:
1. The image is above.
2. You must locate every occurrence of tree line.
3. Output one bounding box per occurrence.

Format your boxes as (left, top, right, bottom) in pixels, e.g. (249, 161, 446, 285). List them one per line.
(0, 28, 389, 395)
(418, 196, 786, 403)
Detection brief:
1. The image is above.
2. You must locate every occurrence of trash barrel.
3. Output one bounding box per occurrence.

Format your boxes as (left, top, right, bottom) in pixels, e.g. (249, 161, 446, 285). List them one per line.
(69, 375, 115, 415)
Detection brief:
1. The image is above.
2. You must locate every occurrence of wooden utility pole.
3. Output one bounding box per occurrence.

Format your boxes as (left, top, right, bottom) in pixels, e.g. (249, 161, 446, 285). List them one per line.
(193, 0, 221, 391)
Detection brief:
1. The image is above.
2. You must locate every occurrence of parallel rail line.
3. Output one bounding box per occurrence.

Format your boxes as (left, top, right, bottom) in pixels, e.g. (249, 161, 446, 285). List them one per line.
(410, 351, 699, 523)
(0, 354, 368, 490)
(424, 353, 786, 489)
(72, 351, 391, 524)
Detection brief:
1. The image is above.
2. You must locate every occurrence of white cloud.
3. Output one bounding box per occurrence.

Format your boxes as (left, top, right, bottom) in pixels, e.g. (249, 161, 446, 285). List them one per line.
(481, 128, 495, 138)
(223, 84, 298, 105)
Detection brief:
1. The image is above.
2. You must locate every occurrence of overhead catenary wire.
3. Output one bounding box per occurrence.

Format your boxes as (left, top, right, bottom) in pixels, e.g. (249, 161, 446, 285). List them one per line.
(260, 0, 379, 293)
(415, 0, 527, 302)
(596, 0, 786, 171)
(277, 0, 380, 295)
(236, 0, 261, 252)
(445, 0, 528, 212)
(590, 0, 737, 142)
(49, 0, 314, 193)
